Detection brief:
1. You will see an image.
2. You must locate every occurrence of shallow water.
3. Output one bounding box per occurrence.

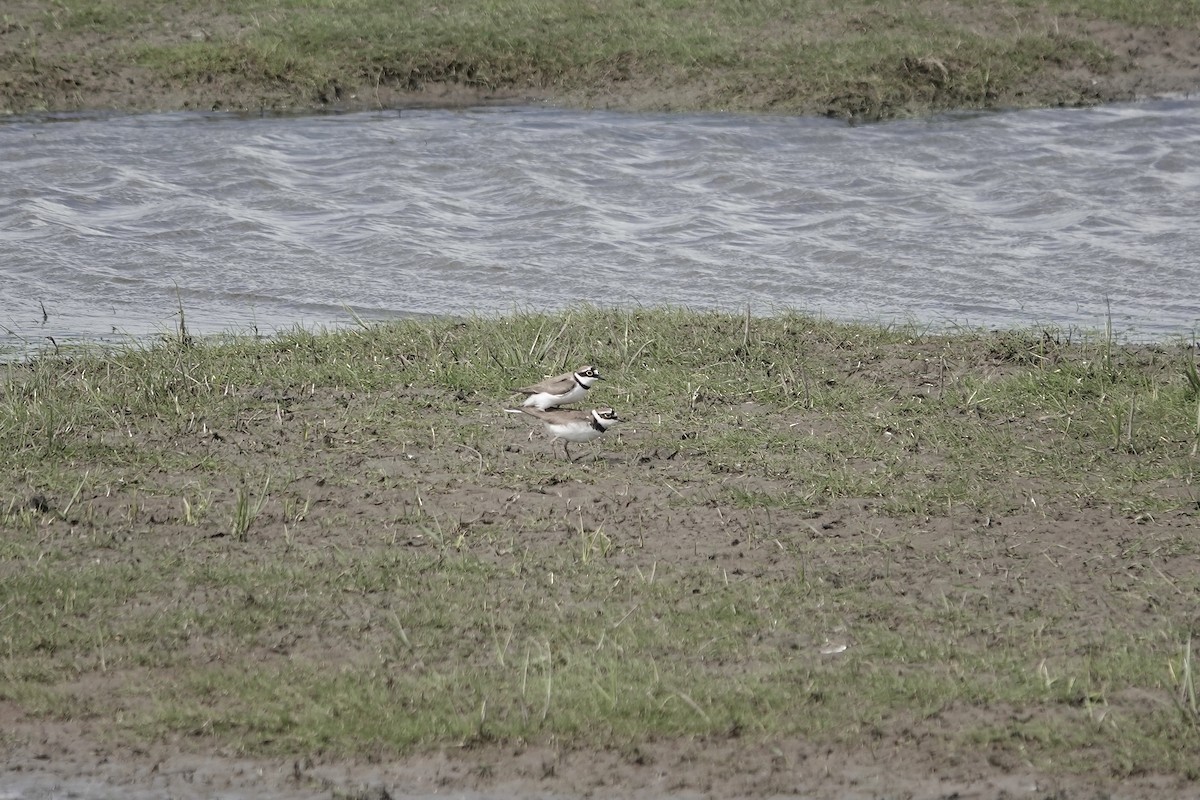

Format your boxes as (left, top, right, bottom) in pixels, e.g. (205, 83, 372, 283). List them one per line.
(2, 100, 1199, 352)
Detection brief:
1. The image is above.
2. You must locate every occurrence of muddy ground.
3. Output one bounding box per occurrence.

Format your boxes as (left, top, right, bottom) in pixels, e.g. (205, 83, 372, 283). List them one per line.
(3, 331, 1200, 800)
(5, 719, 1192, 800)
(4, 495, 1198, 800)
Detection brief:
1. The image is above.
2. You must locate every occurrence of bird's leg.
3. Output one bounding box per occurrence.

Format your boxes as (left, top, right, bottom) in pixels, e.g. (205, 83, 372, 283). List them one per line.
(563, 441, 575, 462)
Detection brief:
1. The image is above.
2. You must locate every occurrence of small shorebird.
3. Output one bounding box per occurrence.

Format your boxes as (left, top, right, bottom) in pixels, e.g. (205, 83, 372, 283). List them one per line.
(515, 406, 620, 461)
(513, 365, 603, 410)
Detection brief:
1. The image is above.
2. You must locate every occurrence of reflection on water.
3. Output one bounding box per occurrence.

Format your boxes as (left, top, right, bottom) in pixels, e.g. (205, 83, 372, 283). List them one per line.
(2, 100, 1199, 351)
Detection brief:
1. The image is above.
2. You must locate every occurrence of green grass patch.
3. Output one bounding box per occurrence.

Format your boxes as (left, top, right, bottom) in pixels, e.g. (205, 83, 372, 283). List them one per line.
(4, 0, 1198, 117)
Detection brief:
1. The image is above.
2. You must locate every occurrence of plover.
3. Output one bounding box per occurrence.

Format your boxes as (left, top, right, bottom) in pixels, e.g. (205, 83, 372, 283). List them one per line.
(515, 406, 620, 461)
(513, 365, 603, 410)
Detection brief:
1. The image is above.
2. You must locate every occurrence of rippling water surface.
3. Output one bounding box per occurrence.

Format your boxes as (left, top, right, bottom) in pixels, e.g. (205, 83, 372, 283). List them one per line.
(2, 100, 1199, 349)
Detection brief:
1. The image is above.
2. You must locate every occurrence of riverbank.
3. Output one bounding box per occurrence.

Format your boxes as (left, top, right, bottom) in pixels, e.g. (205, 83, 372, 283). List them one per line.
(2, 0, 1199, 120)
(3, 308, 1199, 798)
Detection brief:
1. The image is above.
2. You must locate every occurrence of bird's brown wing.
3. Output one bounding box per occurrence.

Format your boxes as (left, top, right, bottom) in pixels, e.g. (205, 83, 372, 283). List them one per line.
(514, 372, 575, 395)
